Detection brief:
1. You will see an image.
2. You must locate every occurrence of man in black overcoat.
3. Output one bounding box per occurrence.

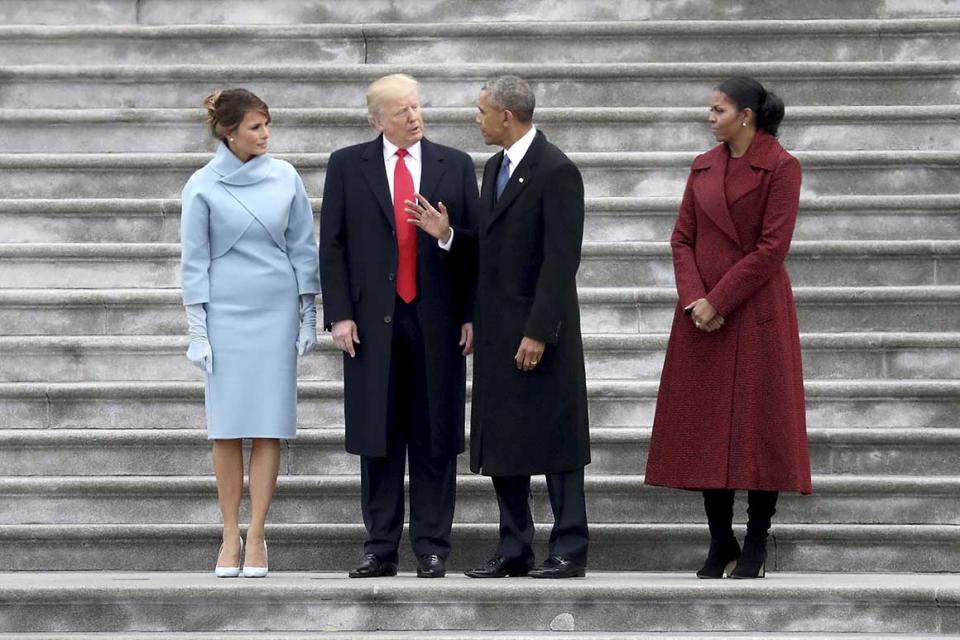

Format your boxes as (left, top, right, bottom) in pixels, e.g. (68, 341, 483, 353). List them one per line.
(406, 75, 590, 578)
(319, 74, 478, 578)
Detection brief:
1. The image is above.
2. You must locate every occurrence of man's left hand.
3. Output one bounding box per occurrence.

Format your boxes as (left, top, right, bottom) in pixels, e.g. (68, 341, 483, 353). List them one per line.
(405, 193, 451, 243)
(515, 336, 545, 371)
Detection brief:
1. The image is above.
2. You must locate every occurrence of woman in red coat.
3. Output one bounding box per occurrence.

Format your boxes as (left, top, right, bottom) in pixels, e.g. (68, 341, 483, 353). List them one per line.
(645, 77, 812, 579)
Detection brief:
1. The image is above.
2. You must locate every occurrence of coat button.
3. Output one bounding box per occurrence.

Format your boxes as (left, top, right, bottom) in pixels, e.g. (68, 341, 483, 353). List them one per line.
(384, 315, 392, 324)
(388, 273, 395, 281)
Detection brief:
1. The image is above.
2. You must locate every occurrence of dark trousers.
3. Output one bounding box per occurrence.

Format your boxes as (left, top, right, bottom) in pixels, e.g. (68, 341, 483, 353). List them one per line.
(492, 467, 589, 567)
(359, 297, 457, 563)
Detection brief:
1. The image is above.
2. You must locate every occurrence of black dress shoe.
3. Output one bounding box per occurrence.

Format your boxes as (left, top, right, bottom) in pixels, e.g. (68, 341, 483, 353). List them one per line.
(348, 553, 398, 578)
(528, 555, 586, 579)
(696, 537, 741, 579)
(729, 537, 766, 579)
(416, 554, 446, 578)
(464, 555, 534, 578)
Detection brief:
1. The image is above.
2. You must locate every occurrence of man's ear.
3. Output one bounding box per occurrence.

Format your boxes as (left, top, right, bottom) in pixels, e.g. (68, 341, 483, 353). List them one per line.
(368, 114, 384, 133)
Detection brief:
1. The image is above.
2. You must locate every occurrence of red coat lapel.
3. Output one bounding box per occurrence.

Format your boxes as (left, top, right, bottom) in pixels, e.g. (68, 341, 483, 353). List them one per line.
(690, 145, 741, 249)
(725, 130, 780, 207)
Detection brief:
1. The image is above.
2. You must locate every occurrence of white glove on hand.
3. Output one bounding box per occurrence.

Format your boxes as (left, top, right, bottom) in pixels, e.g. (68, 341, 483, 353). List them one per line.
(184, 304, 213, 374)
(296, 294, 318, 356)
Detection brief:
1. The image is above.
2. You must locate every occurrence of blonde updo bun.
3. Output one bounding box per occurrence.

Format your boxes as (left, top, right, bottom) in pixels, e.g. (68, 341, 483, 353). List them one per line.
(201, 88, 270, 140)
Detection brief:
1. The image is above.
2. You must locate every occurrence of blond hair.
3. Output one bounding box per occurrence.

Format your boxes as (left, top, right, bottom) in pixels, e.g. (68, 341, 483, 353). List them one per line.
(366, 74, 419, 125)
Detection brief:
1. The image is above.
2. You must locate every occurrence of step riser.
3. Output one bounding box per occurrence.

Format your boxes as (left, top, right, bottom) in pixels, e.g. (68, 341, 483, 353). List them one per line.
(3, 35, 957, 67)
(0, 394, 955, 429)
(6, 0, 960, 24)
(4, 76, 957, 109)
(1, 299, 957, 336)
(9, 120, 958, 153)
(1, 344, 955, 382)
(2, 210, 957, 244)
(2, 486, 956, 525)
(4, 531, 957, 573)
(2, 162, 957, 199)
(4, 438, 958, 477)
(0, 254, 951, 289)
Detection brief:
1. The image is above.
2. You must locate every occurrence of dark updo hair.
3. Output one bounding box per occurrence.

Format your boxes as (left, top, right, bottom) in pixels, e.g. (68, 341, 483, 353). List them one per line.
(201, 88, 270, 140)
(715, 76, 785, 137)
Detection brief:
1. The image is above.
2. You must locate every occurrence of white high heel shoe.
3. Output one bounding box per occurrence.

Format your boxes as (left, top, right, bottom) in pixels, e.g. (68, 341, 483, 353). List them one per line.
(214, 537, 243, 578)
(242, 540, 268, 578)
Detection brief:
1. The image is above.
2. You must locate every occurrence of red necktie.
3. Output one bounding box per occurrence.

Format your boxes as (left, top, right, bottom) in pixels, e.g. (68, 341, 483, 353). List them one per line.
(393, 148, 417, 302)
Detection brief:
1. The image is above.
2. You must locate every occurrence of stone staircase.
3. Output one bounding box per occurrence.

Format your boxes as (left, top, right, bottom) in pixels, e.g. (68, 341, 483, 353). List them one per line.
(1, 0, 959, 636)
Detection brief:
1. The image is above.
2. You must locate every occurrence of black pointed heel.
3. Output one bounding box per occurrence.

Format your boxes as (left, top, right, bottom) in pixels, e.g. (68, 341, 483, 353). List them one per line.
(696, 538, 741, 579)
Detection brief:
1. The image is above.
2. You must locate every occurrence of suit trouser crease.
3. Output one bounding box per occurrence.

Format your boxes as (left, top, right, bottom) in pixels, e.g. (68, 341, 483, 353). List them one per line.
(492, 468, 589, 566)
(359, 298, 457, 562)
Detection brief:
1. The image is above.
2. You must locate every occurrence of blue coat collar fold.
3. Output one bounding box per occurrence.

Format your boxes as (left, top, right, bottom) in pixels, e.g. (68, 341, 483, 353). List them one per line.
(210, 141, 274, 186)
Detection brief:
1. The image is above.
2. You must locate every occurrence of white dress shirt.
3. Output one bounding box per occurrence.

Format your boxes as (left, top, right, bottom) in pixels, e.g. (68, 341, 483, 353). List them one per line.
(382, 138, 422, 198)
(502, 125, 537, 177)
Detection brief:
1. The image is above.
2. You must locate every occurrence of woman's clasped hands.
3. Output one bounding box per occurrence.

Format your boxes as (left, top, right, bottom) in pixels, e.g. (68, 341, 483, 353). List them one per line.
(685, 298, 725, 333)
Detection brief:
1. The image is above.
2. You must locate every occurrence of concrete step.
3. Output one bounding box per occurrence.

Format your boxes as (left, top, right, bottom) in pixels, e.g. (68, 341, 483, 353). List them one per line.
(3, 151, 958, 199)
(6, 106, 960, 153)
(2, 522, 958, 573)
(4, 427, 958, 477)
(2, 62, 958, 109)
(2, 20, 959, 65)
(1, 572, 958, 634)
(0, 240, 954, 289)
(0, 286, 955, 336)
(6, 0, 960, 24)
(8, 635, 960, 640)
(0, 332, 954, 383)
(2, 473, 959, 525)
(1, 195, 956, 244)
(0, 378, 955, 430)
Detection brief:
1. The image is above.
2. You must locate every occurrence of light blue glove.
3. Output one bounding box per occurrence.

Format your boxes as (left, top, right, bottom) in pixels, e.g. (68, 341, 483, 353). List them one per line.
(296, 294, 318, 356)
(184, 304, 213, 374)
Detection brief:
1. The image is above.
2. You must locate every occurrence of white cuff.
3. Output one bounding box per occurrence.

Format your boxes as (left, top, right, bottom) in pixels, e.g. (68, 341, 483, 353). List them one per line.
(438, 227, 455, 251)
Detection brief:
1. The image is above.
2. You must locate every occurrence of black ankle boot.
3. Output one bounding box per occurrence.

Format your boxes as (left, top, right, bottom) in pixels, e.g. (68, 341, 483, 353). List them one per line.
(697, 537, 741, 579)
(729, 536, 766, 578)
(729, 490, 778, 579)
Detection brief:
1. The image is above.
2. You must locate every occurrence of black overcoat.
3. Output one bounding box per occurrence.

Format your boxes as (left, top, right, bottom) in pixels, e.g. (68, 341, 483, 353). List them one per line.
(319, 136, 479, 457)
(459, 130, 590, 476)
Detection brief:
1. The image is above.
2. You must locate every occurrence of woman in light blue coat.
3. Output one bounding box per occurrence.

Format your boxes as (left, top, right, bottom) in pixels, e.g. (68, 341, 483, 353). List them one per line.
(180, 88, 321, 578)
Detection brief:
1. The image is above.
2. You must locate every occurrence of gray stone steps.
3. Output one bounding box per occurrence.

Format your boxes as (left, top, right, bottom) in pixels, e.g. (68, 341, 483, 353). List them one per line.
(6, 635, 960, 640)
(4, 150, 957, 198)
(3, 62, 958, 108)
(2, 522, 958, 573)
(2, 473, 958, 525)
(0, 286, 955, 336)
(1, 572, 958, 634)
(5, 0, 959, 24)
(0, 240, 955, 289)
(6, 106, 959, 153)
(0, 379, 954, 430)
(4, 427, 959, 477)
(0, 332, 955, 383)
(1, 20, 958, 65)
(0, 195, 955, 244)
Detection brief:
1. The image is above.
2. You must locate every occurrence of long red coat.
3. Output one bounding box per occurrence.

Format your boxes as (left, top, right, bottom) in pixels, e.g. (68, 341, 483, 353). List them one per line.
(645, 131, 812, 494)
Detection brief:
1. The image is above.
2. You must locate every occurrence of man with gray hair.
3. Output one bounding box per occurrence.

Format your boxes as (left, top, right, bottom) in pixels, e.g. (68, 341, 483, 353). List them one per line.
(407, 75, 590, 578)
(319, 74, 479, 578)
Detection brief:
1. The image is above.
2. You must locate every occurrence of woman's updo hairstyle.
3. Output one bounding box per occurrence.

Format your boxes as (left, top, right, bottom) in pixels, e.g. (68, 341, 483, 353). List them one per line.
(202, 88, 270, 140)
(715, 76, 785, 137)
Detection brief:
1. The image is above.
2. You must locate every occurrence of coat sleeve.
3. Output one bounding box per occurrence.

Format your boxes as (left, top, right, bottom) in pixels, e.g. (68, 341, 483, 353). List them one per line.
(524, 160, 585, 344)
(180, 178, 212, 306)
(285, 173, 321, 295)
(706, 155, 802, 317)
(670, 169, 708, 307)
(454, 153, 480, 325)
(318, 150, 353, 330)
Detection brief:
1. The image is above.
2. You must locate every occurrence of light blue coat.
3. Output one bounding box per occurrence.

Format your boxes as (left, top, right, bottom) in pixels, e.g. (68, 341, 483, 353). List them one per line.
(181, 142, 320, 439)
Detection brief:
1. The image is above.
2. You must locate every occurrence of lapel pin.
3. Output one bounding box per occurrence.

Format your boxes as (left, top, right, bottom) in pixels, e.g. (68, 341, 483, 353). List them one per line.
(519, 177, 525, 183)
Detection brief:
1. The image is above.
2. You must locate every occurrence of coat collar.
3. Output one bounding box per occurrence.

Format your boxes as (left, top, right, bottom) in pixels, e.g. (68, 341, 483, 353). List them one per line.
(485, 129, 545, 229)
(210, 141, 274, 186)
(690, 131, 783, 247)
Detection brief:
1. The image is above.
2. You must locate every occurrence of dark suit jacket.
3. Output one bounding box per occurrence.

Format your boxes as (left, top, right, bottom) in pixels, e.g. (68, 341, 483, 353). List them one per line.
(319, 135, 479, 457)
(457, 130, 590, 476)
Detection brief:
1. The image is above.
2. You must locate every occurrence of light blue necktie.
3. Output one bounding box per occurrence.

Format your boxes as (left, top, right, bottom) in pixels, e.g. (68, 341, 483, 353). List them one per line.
(495, 154, 511, 200)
